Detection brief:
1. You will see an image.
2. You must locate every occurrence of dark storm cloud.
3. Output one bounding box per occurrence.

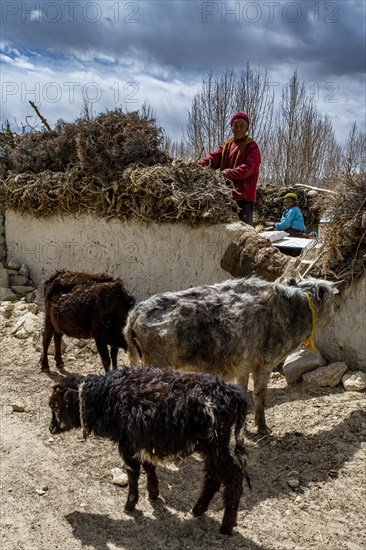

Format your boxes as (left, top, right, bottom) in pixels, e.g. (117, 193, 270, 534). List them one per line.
(1, 0, 364, 79)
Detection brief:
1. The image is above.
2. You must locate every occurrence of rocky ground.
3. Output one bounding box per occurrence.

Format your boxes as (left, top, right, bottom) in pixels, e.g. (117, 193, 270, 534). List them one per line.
(1, 299, 365, 550)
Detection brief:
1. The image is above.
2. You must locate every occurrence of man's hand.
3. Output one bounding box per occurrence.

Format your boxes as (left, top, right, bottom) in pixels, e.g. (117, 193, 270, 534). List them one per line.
(221, 169, 230, 178)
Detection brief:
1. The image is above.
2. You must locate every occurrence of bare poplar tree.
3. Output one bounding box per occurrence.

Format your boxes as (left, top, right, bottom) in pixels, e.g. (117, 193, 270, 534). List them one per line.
(186, 68, 236, 157)
(186, 65, 273, 160)
(265, 71, 340, 186)
(342, 122, 366, 176)
(234, 62, 274, 143)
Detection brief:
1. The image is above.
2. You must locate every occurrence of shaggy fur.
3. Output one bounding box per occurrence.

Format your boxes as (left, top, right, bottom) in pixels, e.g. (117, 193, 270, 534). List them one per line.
(125, 276, 339, 434)
(40, 270, 135, 372)
(49, 365, 249, 536)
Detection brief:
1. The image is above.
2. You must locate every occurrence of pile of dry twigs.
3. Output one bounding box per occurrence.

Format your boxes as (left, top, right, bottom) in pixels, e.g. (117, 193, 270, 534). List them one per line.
(309, 173, 366, 286)
(0, 109, 169, 181)
(0, 162, 238, 225)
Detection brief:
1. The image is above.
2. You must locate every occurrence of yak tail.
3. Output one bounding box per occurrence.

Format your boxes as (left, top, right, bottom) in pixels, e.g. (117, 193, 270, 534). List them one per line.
(233, 397, 251, 490)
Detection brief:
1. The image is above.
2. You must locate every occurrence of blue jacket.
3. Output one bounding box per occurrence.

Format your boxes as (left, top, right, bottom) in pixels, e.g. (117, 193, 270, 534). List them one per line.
(275, 205, 306, 232)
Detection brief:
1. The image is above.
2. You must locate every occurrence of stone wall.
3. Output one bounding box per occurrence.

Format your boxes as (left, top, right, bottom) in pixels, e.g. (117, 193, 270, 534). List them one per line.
(0, 198, 6, 262)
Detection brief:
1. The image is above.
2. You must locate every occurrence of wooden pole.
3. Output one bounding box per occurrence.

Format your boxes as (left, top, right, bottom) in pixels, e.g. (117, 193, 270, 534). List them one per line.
(28, 101, 52, 131)
(294, 183, 337, 195)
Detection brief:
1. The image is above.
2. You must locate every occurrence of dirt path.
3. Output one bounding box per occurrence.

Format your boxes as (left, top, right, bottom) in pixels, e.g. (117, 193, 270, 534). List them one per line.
(1, 313, 365, 550)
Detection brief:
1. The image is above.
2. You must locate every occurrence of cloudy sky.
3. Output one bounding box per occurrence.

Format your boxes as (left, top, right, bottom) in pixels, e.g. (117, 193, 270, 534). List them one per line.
(1, 0, 365, 143)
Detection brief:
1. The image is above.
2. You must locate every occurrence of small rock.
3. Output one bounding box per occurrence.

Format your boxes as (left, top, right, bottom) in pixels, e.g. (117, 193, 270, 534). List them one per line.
(74, 339, 89, 349)
(11, 312, 43, 339)
(111, 467, 129, 486)
(6, 260, 21, 270)
(9, 274, 29, 286)
(283, 349, 326, 384)
(35, 488, 46, 496)
(342, 371, 366, 391)
(302, 362, 348, 388)
(0, 302, 15, 318)
(0, 268, 9, 288)
(19, 264, 30, 278)
(90, 342, 98, 354)
(25, 291, 37, 303)
(41, 485, 49, 491)
(33, 284, 45, 303)
(0, 288, 17, 302)
(11, 285, 34, 296)
(287, 478, 301, 489)
(14, 302, 38, 315)
(11, 402, 26, 412)
(48, 438, 54, 443)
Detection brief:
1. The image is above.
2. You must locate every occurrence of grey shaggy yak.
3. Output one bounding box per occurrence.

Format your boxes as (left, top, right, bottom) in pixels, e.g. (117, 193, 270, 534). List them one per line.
(125, 276, 339, 434)
(48, 366, 250, 535)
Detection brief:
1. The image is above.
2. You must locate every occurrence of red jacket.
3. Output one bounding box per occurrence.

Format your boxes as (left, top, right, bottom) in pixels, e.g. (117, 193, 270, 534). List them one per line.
(198, 137, 261, 201)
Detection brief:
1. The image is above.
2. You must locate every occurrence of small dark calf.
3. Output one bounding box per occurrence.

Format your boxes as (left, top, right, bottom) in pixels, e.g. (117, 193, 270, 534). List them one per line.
(49, 365, 250, 535)
(40, 270, 135, 372)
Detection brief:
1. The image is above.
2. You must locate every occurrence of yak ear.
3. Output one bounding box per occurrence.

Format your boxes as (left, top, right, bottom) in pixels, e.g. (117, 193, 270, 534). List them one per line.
(54, 384, 64, 394)
(316, 284, 334, 301)
(64, 388, 79, 404)
(316, 285, 326, 301)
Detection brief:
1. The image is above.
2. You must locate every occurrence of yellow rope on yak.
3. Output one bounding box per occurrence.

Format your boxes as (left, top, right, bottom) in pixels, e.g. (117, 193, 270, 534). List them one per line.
(302, 293, 317, 351)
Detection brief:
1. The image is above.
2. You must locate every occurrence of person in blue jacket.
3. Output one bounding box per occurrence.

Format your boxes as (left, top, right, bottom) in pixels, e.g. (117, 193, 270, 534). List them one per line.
(266, 193, 307, 236)
(276, 192, 306, 233)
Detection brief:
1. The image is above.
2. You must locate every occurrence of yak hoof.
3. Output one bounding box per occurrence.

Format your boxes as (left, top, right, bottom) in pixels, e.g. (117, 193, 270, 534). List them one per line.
(219, 524, 234, 536)
(124, 500, 136, 512)
(192, 503, 207, 517)
(257, 425, 271, 435)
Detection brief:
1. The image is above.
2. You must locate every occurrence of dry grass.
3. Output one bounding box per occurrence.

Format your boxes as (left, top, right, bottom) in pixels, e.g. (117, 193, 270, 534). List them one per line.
(0, 162, 238, 225)
(309, 173, 366, 286)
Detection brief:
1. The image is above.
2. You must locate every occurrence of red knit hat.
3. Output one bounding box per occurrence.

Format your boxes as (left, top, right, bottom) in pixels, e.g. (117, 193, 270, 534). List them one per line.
(230, 112, 249, 126)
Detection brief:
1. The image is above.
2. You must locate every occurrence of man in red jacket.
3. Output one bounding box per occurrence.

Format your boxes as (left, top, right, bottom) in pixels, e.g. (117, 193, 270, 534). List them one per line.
(197, 113, 261, 225)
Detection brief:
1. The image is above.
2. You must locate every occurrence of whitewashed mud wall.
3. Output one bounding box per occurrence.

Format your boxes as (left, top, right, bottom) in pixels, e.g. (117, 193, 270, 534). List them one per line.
(4, 209, 365, 370)
(4, 211, 249, 300)
(317, 275, 366, 371)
